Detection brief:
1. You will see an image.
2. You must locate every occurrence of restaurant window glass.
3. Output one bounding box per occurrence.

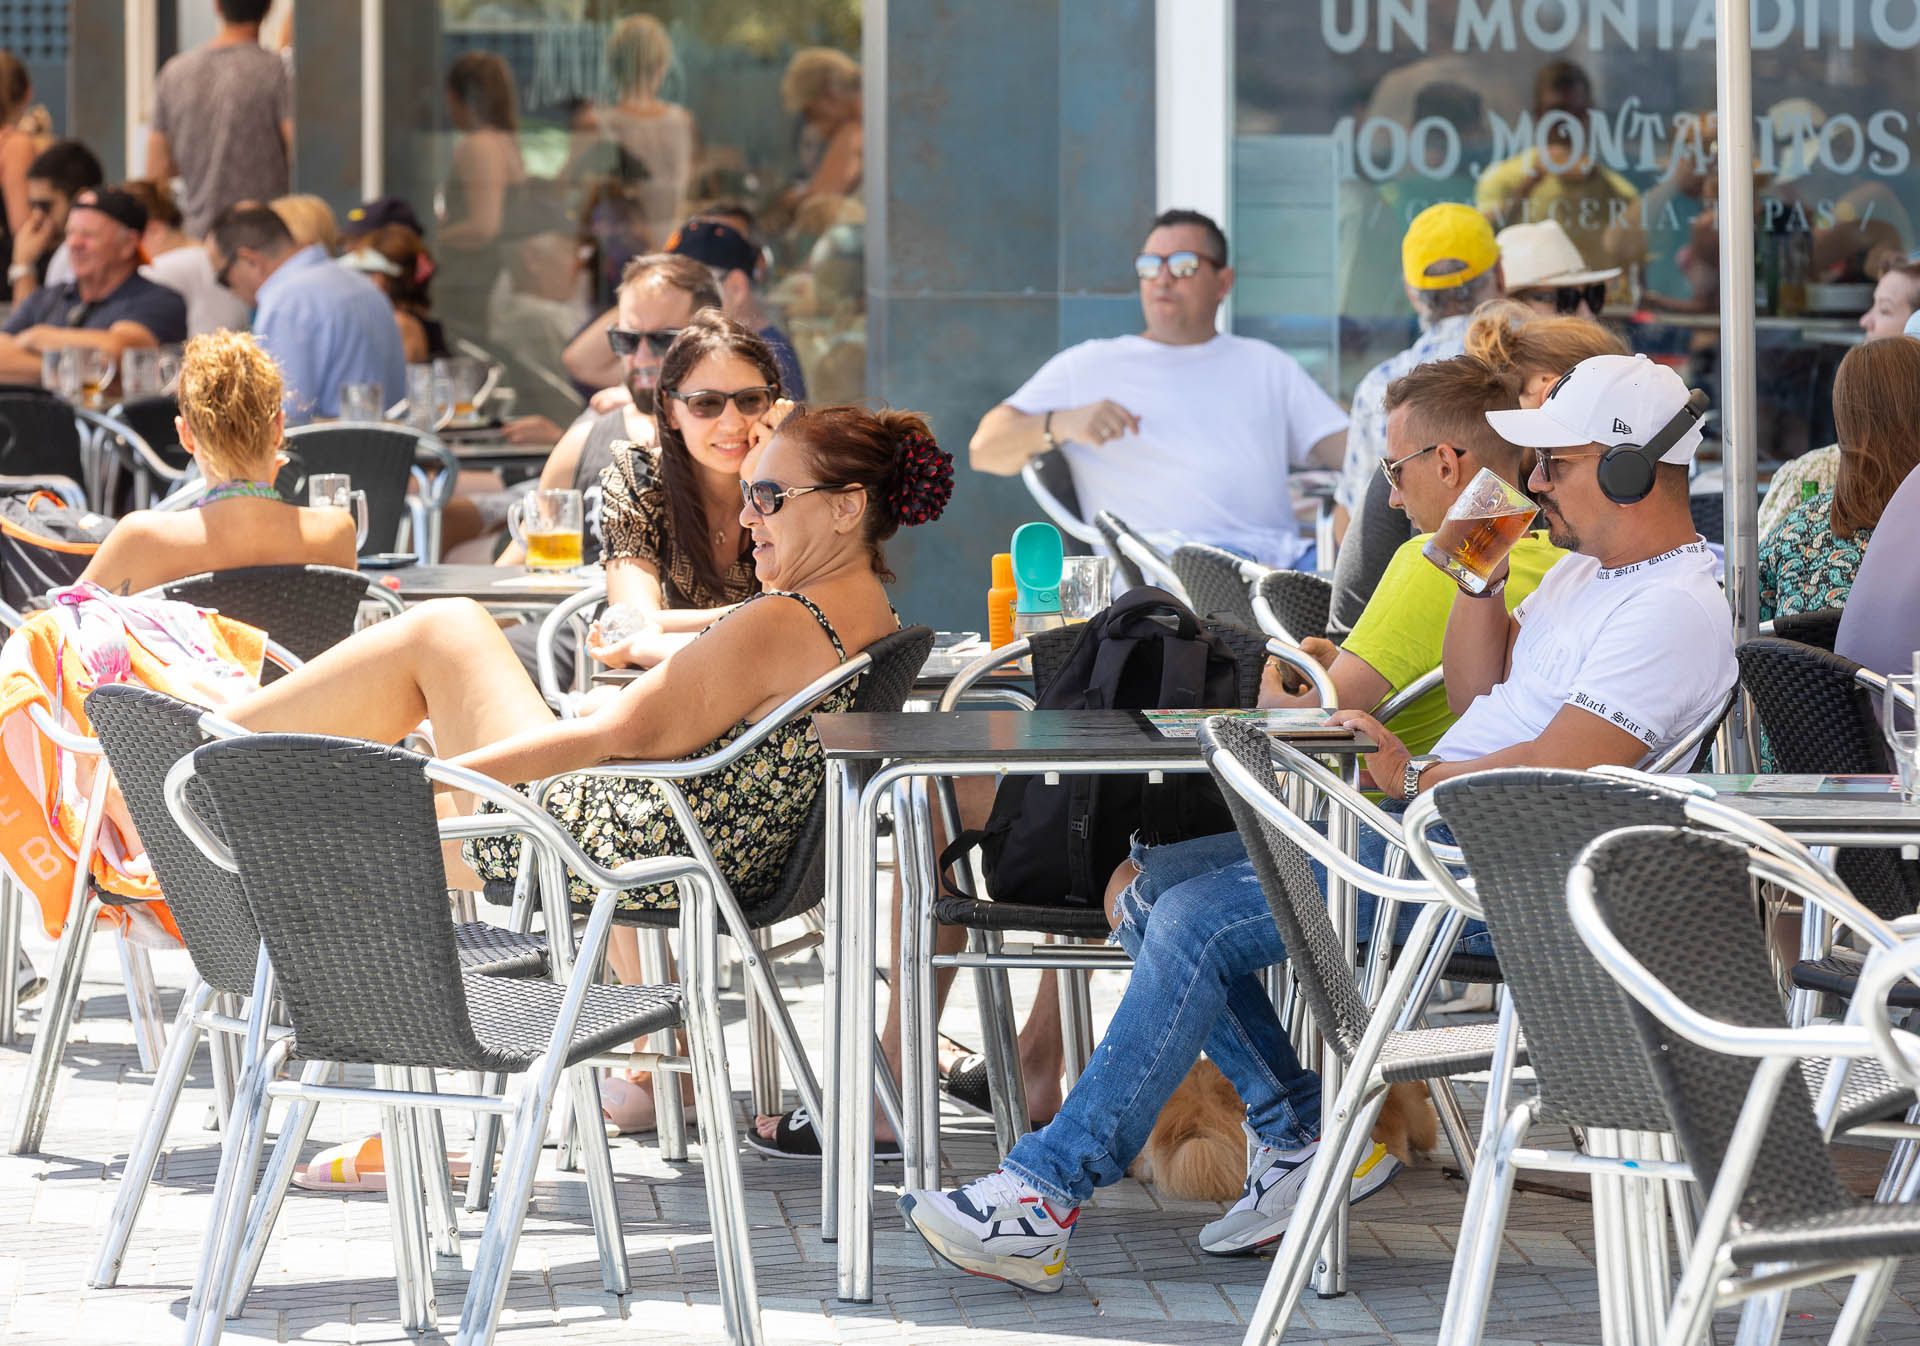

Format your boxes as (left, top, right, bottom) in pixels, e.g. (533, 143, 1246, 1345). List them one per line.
(404, 0, 865, 422)
(1233, 0, 1920, 465)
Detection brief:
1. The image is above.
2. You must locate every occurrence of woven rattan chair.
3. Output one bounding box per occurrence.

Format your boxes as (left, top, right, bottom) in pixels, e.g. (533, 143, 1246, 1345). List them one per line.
(1019, 452, 1100, 553)
(78, 403, 187, 511)
(278, 423, 458, 561)
(1688, 490, 1725, 544)
(1209, 717, 1528, 1345)
(1252, 567, 1333, 645)
(1737, 638, 1920, 1011)
(1410, 771, 1916, 1346)
(1769, 606, 1843, 652)
(81, 684, 547, 1298)
(910, 621, 1295, 1170)
(1093, 509, 1186, 597)
(1170, 542, 1267, 629)
(155, 564, 404, 668)
(1573, 824, 1920, 1346)
(0, 388, 92, 507)
(176, 731, 762, 1346)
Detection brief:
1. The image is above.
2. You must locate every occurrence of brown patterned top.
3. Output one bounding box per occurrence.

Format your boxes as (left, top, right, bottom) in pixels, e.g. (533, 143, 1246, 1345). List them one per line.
(598, 441, 758, 609)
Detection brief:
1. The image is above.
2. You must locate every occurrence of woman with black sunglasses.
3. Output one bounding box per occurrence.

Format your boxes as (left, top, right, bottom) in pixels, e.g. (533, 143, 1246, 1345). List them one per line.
(591, 309, 792, 670)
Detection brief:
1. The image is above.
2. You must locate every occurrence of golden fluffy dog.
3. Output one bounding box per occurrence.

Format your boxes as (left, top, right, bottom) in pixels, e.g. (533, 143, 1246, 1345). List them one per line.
(1132, 1060, 1436, 1201)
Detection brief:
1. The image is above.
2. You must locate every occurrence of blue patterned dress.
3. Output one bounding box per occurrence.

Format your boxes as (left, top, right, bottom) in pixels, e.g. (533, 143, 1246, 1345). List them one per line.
(1757, 491, 1872, 625)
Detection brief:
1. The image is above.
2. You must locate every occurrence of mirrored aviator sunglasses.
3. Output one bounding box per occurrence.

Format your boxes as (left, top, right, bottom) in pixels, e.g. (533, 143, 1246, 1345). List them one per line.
(606, 326, 682, 357)
(673, 386, 776, 420)
(1134, 250, 1209, 281)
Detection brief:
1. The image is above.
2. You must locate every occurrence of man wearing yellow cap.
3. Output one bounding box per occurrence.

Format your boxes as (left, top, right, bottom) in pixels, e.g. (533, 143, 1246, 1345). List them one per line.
(1331, 202, 1504, 548)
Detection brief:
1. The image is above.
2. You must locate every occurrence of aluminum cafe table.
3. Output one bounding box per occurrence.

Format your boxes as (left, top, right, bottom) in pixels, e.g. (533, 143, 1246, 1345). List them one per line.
(380, 563, 600, 608)
(814, 708, 1377, 1303)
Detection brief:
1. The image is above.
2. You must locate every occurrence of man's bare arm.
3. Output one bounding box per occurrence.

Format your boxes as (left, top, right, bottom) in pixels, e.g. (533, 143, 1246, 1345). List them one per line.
(1307, 429, 1346, 471)
(1441, 587, 1520, 713)
(563, 308, 621, 391)
(969, 400, 1139, 476)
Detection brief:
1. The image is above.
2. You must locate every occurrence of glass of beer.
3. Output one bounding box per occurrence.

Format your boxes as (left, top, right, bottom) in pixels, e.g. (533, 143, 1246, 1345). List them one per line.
(510, 488, 585, 571)
(338, 382, 385, 423)
(432, 356, 485, 424)
(307, 473, 370, 551)
(1422, 467, 1538, 594)
(121, 347, 180, 400)
(78, 350, 114, 406)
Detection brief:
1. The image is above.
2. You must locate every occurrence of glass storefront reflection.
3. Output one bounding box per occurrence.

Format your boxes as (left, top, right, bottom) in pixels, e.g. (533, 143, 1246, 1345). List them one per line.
(1235, 0, 1920, 464)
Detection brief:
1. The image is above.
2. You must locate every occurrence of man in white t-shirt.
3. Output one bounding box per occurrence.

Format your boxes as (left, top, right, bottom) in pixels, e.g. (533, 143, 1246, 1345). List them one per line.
(901, 353, 1736, 1293)
(969, 209, 1349, 569)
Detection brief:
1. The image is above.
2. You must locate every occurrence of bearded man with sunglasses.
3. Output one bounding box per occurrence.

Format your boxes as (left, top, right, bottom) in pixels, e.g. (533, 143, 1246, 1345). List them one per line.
(971, 208, 1348, 570)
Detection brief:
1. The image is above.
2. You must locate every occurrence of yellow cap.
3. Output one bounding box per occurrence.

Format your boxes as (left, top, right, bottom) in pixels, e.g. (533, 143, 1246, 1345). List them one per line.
(1401, 202, 1500, 291)
(991, 552, 1015, 587)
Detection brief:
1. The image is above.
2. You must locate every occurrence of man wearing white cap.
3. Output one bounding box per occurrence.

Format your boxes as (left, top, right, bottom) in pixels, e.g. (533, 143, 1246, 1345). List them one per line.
(899, 352, 1736, 1291)
(1495, 219, 1619, 320)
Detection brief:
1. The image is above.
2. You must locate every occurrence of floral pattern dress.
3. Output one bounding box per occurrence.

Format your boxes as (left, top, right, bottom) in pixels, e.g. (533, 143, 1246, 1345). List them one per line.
(1757, 490, 1872, 625)
(465, 592, 866, 911)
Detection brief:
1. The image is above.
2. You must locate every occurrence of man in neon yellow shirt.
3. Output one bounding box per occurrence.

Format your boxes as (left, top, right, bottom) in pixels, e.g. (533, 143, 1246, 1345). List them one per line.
(1265, 354, 1564, 754)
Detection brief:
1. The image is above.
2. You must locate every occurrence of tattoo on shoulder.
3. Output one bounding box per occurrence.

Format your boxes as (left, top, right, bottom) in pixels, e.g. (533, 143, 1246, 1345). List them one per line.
(114, 579, 131, 595)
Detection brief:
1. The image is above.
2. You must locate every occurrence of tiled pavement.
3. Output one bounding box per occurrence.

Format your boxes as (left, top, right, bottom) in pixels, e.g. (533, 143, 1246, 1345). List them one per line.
(5, 922, 1920, 1345)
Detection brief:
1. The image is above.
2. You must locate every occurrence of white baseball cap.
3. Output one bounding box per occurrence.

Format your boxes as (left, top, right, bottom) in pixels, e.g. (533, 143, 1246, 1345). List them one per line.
(1495, 220, 1621, 291)
(1486, 353, 1705, 463)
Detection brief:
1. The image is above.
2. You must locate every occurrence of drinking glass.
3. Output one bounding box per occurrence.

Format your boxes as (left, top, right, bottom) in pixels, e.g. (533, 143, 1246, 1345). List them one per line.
(432, 356, 485, 425)
(121, 347, 180, 400)
(1059, 555, 1114, 623)
(488, 385, 517, 425)
(508, 488, 585, 571)
(307, 473, 370, 550)
(404, 363, 438, 432)
(1421, 467, 1539, 594)
(1883, 673, 1920, 804)
(39, 348, 64, 394)
(78, 350, 115, 406)
(49, 347, 82, 402)
(338, 382, 384, 423)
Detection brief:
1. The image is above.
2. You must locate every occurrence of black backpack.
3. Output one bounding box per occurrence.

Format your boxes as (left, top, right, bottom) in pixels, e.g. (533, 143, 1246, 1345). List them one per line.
(945, 587, 1248, 907)
(0, 491, 111, 608)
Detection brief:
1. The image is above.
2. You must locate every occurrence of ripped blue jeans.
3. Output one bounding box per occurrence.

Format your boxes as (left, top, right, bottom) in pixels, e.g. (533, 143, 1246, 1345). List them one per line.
(1001, 809, 1487, 1207)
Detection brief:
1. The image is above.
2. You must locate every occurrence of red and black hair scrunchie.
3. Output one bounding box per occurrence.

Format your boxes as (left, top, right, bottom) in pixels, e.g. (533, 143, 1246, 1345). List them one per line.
(888, 429, 955, 526)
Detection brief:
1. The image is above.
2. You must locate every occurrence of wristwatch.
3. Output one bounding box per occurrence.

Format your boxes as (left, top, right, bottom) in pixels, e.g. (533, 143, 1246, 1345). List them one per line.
(1041, 410, 1057, 453)
(6, 263, 29, 285)
(1470, 573, 1508, 598)
(1401, 754, 1441, 800)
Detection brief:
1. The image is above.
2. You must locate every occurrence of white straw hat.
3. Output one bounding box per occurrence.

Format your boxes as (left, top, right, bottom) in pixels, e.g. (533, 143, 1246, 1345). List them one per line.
(1495, 219, 1621, 291)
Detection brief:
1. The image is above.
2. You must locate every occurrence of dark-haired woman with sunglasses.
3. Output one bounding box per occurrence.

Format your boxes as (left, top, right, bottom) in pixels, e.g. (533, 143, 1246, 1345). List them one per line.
(215, 399, 953, 1141)
(591, 310, 792, 670)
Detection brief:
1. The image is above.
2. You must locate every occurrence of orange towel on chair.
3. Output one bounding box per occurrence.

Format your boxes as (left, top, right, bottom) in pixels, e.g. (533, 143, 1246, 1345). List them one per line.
(0, 583, 266, 945)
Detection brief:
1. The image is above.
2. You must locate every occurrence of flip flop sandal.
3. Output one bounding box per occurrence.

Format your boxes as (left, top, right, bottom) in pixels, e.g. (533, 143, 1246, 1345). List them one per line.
(742, 1107, 903, 1163)
(293, 1136, 474, 1193)
(943, 1054, 994, 1116)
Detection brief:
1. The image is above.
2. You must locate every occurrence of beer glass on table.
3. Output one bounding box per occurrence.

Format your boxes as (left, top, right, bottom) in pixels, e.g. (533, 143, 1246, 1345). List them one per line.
(509, 488, 585, 571)
(121, 347, 180, 400)
(78, 350, 114, 406)
(307, 473, 370, 551)
(338, 382, 384, 423)
(1059, 555, 1114, 623)
(432, 356, 485, 425)
(1422, 467, 1538, 594)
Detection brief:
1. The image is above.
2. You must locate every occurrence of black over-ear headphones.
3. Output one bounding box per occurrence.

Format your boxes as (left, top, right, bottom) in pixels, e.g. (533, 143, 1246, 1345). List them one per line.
(1595, 387, 1711, 505)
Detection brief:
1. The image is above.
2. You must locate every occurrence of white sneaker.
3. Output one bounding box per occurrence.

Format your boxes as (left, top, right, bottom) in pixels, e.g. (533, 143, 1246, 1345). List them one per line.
(898, 1169, 1077, 1293)
(1198, 1139, 1319, 1255)
(1198, 1138, 1403, 1255)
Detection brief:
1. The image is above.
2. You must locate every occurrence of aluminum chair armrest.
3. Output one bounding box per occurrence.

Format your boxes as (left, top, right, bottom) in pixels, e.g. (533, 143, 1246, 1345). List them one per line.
(0, 598, 27, 631)
(78, 407, 186, 483)
(1018, 458, 1103, 546)
(164, 751, 237, 872)
(1372, 665, 1445, 724)
(556, 651, 873, 784)
(937, 639, 1030, 712)
(1568, 836, 1891, 1064)
(536, 582, 608, 711)
(1265, 637, 1336, 708)
(27, 700, 99, 754)
(1400, 789, 1484, 919)
(1268, 737, 1409, 847)
(1205, 723, 1438, 907)
(1858, 666, 1917, 712)
(1851, 940, 1920, 1089)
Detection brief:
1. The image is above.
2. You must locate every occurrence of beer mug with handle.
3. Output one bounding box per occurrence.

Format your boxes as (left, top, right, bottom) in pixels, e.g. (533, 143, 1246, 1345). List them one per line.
(509, 488, 584, 570)
(1422, 467, 1538, 594)
(121, 347, 179, 399)
(308, 473, 370, 551)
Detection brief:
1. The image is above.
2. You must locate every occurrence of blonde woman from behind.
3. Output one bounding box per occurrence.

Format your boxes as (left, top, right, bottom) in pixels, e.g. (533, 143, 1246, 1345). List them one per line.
(78, 330, 359, 594)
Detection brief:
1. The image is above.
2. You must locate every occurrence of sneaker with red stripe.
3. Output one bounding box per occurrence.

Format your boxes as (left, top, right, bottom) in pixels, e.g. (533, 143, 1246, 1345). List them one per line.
(898, 1169, 1076, 1293)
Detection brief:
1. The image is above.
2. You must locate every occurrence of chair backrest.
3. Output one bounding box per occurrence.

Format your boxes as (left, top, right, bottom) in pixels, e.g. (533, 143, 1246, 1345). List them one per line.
(277, 424, 419, 553)
(1769, 607, 1841, 653)
(158, 565, 379, 663)
(85, 685, 260, 996)
(742, 624, 935, 927)
(1204, 715, 1372, 1062)
(0, 391, 85, 483)
(1581, 826, 1853, 1229)
(1171, 543, 1262, 630)
(111, 395, 188, 470)
(1021, 453, 1094, 554)
(1430, 768, 1690, 1129)
(191, 732, 507, 1070)
(1688, 490, 1725, 545)
(1736, 637, 1919, 919)
(1027, 611, 1267, 707)
(1252, 568, 1332, 645)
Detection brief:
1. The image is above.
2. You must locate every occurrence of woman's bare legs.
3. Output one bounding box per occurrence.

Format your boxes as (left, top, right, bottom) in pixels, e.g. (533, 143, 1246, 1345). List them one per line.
(229, 598, 555, 755)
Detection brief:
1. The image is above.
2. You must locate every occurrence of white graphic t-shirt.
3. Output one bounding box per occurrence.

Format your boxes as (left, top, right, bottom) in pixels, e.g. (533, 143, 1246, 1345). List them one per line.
(1435, 539, 1734, 766)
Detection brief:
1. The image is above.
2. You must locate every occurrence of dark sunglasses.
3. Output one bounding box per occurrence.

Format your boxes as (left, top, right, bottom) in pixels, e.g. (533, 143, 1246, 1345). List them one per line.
(1521, 282, 1607, 316)
(670, 385, 777, 420)
(1379, 443, 1440, 490)
(739, 478, 852, 516)
(606, 326, 681, 358)
(214, 251, 238, 289)
(1134, 250, 1222, 281)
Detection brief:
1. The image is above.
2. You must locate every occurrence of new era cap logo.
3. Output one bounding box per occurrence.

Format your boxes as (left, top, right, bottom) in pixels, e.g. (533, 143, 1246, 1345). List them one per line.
(1612, 418, 1633, 435)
